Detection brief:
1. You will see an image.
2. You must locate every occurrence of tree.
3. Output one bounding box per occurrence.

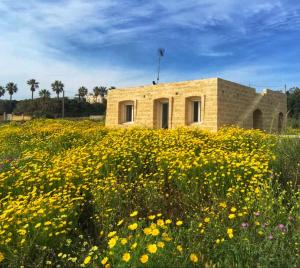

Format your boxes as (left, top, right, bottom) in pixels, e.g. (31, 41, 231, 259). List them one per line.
(93, 86, 101, 97)
(39, 89, 51, 102)
(0, 86, 5, 98)
(51, 80, 64, 99)
(6, 82, 18, 112)
(27, 79, 39, 100)
(78, 86, 88, 101)
(93, 86, 107, 98)
(99, 86, 107, 97)
(287, 87, 300, 119)
(6, 82, 18, 102)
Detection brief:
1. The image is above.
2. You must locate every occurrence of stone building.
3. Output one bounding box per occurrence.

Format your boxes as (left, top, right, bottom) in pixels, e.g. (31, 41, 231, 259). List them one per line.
(85, 94, 106, 104)
(105, 78, 287, 132)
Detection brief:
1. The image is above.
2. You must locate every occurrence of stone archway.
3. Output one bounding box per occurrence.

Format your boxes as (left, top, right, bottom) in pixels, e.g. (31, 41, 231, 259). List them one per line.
(253, 109, 263, 130)
(278, 112, 284, 133)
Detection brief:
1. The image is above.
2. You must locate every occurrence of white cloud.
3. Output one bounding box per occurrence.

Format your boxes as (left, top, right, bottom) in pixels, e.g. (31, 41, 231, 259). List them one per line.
(0, 0, 299, 99)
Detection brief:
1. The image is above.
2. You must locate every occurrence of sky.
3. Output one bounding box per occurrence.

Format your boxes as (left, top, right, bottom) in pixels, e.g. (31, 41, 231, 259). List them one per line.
(1, 0, 300, 99)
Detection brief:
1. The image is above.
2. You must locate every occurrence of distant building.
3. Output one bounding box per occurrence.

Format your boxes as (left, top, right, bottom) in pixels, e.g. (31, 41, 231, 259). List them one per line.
(85, 94, 106, 104)
(106, 78, 287, 132)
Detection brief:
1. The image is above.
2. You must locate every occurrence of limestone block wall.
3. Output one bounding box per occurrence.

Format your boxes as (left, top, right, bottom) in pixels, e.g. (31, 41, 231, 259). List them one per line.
(217, 79, 287, 132)
(105, 78, 218, 131)
(106, 77, 287, 132)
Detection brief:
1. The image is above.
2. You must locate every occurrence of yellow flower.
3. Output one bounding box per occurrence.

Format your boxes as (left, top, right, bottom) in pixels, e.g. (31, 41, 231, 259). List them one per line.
(176, 245, 183, 252)
(176, 220, 183, 226)
(147, 244, 157, 254)
(143, 227, 152, 235)
(101, 257, 108, 265)
(227, 228, 234, 239)
(148, 215, 156, 220)
(190, 253, 199, 263)
(44, 221, 52, 226)
(228, 214, 236, 219)
(165, 219, 172, 224)
(231, 207, 237, 213)
(128, 223, 138, 230)
(150, 223, 157, 229)
(151, 228, 160, 236)
(219, 202, 227, 208)
(162, 232, 172, 241)
(117, 219, 124, 226)
(204, 217, 210, 223)
(108, 231, 116, 238)
(0, 252, 4, 263)
(216, 239, 220, 244)
(18, 229, 27, 236)
(122, 252, 131, 262)
(130, 211, 138, 217)
(131, 242, 137, 249)
(35, 223, 41, 228)
(157, 219, 164, 226)
(108, 237, 118, 248)
(83, 255, 91, 265)
(121, 238, 128, 245)
(140, 254, 149, 264)
(91, 246, 98, 251)
(157, 241, 165, 248)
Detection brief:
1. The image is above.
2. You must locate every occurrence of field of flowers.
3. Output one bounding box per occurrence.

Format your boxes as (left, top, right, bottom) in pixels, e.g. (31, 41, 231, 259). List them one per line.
(0, 120, 299, 267)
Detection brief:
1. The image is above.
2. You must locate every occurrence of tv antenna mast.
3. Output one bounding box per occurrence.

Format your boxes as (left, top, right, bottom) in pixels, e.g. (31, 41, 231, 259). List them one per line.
(156, 48, 165, 84)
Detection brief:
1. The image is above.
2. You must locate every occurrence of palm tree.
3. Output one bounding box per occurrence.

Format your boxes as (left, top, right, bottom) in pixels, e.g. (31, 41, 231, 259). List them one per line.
(51, 80, 64, 99)
(27, 79, 39, 100)
(93, 86, 107, 98)
(93, 86, 101, 98)
(39, 89, 51, 102)
(0, 86, 5, 98)
(6, 82, 18, 112)
(6, 82, 18, 102)
(99, 86, 107, 97)
(78, 86, 88, 101)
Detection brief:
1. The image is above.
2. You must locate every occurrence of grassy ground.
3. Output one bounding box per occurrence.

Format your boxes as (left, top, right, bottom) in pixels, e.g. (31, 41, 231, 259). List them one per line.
(0, 120, 299, 267)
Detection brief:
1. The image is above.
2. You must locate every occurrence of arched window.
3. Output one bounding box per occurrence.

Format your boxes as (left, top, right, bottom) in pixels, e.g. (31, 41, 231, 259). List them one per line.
(253, 109, 263, 130)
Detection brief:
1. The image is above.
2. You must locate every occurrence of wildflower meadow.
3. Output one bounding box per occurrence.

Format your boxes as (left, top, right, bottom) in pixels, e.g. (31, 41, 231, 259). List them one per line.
(0, 120, 299, 267)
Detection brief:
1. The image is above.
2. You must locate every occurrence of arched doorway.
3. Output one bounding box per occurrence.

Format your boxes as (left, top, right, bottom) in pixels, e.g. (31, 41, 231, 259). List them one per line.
(253, 109, 263, 130)
(278, 112, 284, 133)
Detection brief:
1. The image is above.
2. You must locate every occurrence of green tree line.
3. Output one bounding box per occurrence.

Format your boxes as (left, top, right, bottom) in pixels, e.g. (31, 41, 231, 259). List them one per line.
(0, 79, 113, 117)
(287, 87, 300, 128)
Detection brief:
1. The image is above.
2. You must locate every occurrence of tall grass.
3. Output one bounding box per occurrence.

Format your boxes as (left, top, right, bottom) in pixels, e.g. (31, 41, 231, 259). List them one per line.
(271, 136, 300, 189)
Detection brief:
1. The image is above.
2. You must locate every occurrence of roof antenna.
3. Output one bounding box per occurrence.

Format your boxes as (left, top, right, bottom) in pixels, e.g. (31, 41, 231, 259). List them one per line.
(156, 48, 165, 84)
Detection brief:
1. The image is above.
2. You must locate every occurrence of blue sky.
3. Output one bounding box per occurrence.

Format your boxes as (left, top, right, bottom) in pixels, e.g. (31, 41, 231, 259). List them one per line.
(1, 0, 300, 99)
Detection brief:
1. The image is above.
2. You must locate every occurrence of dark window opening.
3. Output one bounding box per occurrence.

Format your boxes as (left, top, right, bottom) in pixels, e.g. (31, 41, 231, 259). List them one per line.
(162, 103, 169, 129)
(192, 101, 201, 123)
(125, 105, 133, 122)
